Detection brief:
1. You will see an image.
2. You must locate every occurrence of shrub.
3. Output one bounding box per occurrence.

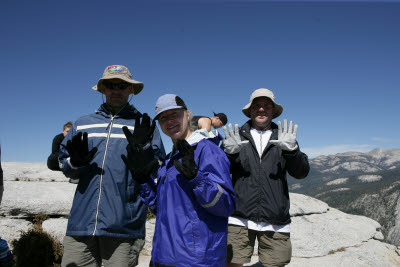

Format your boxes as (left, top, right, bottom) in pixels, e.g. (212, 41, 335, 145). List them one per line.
(32, 214, 49, 228)
(11, 214, 63, 267)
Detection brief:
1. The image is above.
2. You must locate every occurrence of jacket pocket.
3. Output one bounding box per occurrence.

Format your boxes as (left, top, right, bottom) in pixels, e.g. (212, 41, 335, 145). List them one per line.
(272, 232, 290, 240)
(126, 185, 141, 220)
(228, 224, 245, 235)
(238, 153, 252, 176)
(127, 185, 136, 202)
(184, 215, 200, 259)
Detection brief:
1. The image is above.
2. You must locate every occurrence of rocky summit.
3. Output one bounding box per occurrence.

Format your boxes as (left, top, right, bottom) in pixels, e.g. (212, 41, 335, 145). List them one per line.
(289, 148, 400, 247)
(1, 161, 399, 266)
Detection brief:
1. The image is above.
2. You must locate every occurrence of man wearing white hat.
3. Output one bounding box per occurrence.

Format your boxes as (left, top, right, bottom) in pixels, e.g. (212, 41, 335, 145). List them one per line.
(223, 88, 310, 267)
(59, 65, 166, 267)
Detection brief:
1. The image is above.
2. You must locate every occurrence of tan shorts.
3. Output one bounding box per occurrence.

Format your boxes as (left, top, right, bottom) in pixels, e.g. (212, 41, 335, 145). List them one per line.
(227, 224, 292, 266)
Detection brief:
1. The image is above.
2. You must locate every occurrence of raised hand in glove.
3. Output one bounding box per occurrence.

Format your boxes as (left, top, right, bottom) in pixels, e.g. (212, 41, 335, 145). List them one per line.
(121, 118, 158, 184)
(129, 113, 156, 148)
(269, 119, 299, 151)
(222, 123, 249, 154)
(174, 139, 198, 180)
(121, 142, 158, 184)
(66, 132, 98, 167)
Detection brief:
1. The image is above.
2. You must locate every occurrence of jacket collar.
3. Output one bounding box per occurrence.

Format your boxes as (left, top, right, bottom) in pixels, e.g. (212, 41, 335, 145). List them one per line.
(166, 130, 218, 167)
(241, 120, 278, 139)
(186, 129, 220, 146)
(97, 103, 140, 118)
(241, 120, 279, 156)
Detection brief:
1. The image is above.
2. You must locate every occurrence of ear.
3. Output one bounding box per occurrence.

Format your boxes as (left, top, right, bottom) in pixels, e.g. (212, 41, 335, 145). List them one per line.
(129, 85, 135, 94)
(97, 83, 104, 94)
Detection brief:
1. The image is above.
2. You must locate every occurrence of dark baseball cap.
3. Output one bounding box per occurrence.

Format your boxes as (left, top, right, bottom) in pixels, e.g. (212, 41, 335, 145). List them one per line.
(213, 112, 228, 125)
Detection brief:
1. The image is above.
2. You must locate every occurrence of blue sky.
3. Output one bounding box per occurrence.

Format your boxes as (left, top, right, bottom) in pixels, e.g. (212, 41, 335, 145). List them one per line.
(1, 0, 399, 162)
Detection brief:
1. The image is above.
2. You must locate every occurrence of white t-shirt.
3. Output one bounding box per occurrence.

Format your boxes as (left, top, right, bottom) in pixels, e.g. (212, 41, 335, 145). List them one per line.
(228, 127, 290, 233)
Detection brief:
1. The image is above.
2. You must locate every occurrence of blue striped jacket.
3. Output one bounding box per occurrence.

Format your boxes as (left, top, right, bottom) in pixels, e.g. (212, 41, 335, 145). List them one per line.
(59, 104, 165, 238)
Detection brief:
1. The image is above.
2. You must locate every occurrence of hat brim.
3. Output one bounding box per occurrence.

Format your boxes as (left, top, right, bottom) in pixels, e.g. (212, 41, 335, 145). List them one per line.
(242, 100, 283, 119)
(155, 107, 185, 120)
(93, 77, 144, 95)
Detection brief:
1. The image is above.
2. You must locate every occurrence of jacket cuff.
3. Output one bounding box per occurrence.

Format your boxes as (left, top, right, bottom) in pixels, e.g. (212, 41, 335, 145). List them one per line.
(282, 147, 300, 157)
(226, 152, 240, 162)
(187, 170, 205, 188)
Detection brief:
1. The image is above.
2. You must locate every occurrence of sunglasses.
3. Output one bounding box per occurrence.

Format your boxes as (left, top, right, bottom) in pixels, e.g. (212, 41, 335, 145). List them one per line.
(102, 80, 131, 90)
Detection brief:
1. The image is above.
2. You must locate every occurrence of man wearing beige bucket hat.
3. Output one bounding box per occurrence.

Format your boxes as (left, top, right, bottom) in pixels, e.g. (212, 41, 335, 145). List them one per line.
(223, 88, 310, 267)
(58, 65, 166, 267)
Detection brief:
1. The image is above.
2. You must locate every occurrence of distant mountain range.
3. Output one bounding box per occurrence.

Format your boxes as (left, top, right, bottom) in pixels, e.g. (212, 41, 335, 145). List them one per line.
(288, 148, 400, 246)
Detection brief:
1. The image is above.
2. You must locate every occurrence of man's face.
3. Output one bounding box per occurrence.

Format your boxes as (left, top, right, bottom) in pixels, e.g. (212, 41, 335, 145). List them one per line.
(250, 97, 275, 130)
(158, 108, 190, 142)
(102, 78, 133, 109)
(63, 127, 71, 137)
(212, 118, 224, 129)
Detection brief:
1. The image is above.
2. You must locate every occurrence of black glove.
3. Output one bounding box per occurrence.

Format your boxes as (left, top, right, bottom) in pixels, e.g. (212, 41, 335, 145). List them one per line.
(121, 119, 159, 184)
(126, 113, 156, 147)
(66, 132, 97, 167)
(121, 145, 158, 184)
(174, 139, 198, 180)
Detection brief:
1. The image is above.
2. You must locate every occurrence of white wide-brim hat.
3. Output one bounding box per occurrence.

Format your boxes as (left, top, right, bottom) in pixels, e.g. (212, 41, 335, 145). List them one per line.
(92, 65, 144, 95)
(242, 88, 283, 119)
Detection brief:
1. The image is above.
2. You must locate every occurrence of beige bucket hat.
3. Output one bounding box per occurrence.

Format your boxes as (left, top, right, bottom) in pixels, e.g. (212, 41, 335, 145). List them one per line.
(242, 88, 283, 118)
(92, 65, 144, 95)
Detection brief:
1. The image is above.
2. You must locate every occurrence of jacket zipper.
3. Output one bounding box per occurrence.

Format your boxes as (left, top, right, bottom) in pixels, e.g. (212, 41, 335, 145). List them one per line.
(259, 130, 263, 162)
(257, 130, 264, 222)
(92, 115, 115, 235)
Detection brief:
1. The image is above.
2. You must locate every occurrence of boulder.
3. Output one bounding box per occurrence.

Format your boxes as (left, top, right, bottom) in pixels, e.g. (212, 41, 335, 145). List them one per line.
(2, 162, 68, 182)
(291, 208, 380, 257)
(0, 181, 75, 216)
(0, 218, 32, 246)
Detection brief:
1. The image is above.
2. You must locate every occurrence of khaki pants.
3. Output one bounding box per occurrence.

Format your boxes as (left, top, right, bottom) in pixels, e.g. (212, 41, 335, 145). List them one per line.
(227, 224, 292, 267)
(61, 236, 144, 267)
